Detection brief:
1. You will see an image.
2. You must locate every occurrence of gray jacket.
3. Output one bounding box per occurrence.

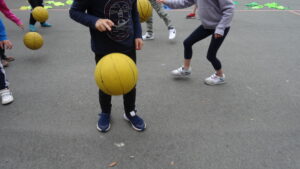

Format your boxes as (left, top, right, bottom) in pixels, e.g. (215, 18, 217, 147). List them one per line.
(164, 0, 234, 35)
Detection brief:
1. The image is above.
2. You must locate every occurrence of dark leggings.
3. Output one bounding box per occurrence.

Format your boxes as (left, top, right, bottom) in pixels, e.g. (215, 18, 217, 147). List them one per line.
(95, 50, 136, 116)
(28, 0, 44, 25)
(0, 48, 6, 60)
(0, 61, 8, 90)
(183, 25, 230, 70)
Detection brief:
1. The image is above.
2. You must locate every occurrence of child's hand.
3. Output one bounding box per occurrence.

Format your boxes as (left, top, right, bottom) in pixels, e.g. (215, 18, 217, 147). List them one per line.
(0, 40, 13, 49)
(156, 0, 165, 4)
(95, 19, 114, 32)
(135, 38, 143, 50)
(18, 24, 24, 30)
(214, 33, 223, 39)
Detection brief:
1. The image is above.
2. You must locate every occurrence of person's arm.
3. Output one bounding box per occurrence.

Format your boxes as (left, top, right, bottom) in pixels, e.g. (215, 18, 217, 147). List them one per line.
(132, 0, 142, 39)
(132, 0, 143, 50)
(214, 0, 234, 36)
(0, 19, 13, 49)
(69, 0, 114, 32)
(0, 0, 24, 29)
(0, 19, 7, 41)
(69, 0, 98, 29)
(157, 0, 195, 9)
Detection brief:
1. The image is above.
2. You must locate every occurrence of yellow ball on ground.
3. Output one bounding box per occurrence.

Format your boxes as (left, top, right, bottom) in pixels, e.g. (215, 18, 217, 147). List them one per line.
(94, 53, 138, 96)
(23, 32, 44, 50)
(32, 6, 49, 22)
(137, 0, 153, 22)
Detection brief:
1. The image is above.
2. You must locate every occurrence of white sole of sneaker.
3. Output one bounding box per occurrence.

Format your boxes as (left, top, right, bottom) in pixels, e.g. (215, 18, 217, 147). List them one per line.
(142, 38, 154, 41)
(171, 74, 191, 78)
(204, 81, 226, 85)
(2, 98, 14, 105)
(123, 114, 146, 132)
(96, 123, 111, 132)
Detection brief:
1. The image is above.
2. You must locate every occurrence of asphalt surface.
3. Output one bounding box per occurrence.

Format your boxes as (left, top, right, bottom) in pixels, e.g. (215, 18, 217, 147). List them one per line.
(1, 0, 300, 169)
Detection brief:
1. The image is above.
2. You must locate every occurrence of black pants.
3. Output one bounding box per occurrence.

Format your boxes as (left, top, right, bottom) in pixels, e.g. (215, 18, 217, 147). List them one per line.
(0, 48, 6, 60)
(183, 25, 230, 70)
(95, 49, 136, 116)
(0, 61, 8, 90)
(28, 0, 44, 25)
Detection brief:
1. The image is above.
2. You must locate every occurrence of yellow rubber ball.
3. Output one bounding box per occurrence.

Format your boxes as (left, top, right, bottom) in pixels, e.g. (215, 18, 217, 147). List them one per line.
(94, 53, 138, 96)
(23, 32, 44, 50)
(137, 0, 152, 22)
(32, 6, 49, 23)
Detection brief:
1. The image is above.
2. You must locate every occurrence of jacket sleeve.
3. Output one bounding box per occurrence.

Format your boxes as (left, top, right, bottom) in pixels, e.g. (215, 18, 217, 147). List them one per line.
(0, 19, 8, 41)
(215, 0, 234, 35)
(0, 0, 23, 26)
(132, 0, 142, 39)
(69, 0, 99, 30)
(164, 0, 195, 9)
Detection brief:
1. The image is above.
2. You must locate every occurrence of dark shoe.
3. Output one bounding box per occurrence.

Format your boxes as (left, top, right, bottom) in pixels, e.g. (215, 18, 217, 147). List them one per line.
(97, 113, 111, 132)
(123, 110, 146, 131)
(1, 60, 9, 67)
(5, 56, 15, 62)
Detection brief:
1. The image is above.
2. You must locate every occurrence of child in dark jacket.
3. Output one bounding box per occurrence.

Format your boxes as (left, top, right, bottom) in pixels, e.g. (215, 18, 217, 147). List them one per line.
(158, 0, 234, 85)
(69, 0, 146, 132)
(0, 18, 14, 105)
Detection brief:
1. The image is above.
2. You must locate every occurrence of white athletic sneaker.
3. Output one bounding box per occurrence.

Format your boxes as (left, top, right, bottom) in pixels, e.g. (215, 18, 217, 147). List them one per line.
(171, 66, 191, 77)
(142, 32, 154, 40)
(1, 88, 14, 105)
(168, 28, 176, 40)
(204, 73, 225, 85)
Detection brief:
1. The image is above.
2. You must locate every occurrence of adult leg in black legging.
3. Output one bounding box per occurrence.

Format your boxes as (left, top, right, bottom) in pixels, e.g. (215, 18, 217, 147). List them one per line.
(28, 0, 44, 25)
(95, 50, 136, 117)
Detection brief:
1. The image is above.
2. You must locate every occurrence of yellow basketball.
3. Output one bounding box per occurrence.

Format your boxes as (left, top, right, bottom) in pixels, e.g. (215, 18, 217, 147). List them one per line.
(94, 53, 138, 96)
(32, 6, 49, 22)
(23, 32, 44, 50)
(137, 0, 153, 22)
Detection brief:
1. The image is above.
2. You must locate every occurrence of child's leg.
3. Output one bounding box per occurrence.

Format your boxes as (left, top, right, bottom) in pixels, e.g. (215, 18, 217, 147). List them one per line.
(183, 25, 212, 69)
(28, 0, 44, 25)
(95, 54, 112, 114)
(98, 90, 112, 114)
(0, 49, 9, 67)
(123, 88, 136, 115)
(0, 62, 9, 90)
(145, 0, 156, 34)
(206, 27, 230, 76)
(145, 15, 153, 34)
(152, 1, 173, 29)
(0, 48, 6, 60)
(122, 49, 136, 117)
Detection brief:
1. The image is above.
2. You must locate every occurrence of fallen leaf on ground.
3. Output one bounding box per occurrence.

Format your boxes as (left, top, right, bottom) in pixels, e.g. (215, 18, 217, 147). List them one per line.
(108, 162, 117, 167)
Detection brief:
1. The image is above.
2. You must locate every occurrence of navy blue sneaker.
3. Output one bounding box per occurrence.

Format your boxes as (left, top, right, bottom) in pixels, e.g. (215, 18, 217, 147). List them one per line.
(123, 110, 146, 131)
(97, 113, 111, 132)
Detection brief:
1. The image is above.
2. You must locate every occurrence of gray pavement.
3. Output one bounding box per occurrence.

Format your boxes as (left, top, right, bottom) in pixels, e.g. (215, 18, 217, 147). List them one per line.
(1, 0, 300, 169)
